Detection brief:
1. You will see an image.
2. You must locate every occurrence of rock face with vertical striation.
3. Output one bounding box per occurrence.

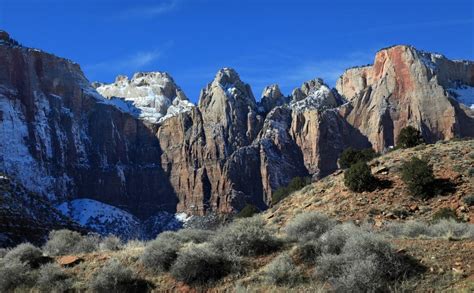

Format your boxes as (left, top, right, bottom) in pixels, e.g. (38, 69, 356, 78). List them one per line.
(0, 32, 177, 221)
(1, 31, 473, 242)
(336, 45, 474, 152)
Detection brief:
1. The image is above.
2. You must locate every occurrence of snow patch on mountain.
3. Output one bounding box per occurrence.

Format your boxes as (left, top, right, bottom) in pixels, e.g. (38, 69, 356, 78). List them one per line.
(57, 199, 142, 239)
(449, 84, 474, 109)
(94, 72, 194, 123)
(0, 93, 55, 199)
(290, 84, 337, 112)
(57, 198, 189, 239)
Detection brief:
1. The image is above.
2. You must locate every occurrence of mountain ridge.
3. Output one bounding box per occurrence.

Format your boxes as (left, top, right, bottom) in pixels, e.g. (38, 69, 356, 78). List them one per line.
(0, 30, 473, 240)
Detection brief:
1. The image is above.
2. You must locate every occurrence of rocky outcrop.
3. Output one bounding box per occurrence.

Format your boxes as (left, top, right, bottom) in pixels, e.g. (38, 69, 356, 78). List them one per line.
(94, 72, 194, 123)
(259, 84, 287, 113)
(0, 35, 177, 220)
(336, 45, 474, 152)
(1, 31, 473, 237)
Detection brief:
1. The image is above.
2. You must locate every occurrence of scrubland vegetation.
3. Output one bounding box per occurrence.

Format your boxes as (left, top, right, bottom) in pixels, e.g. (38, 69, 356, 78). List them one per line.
(1, 211, 472, 292)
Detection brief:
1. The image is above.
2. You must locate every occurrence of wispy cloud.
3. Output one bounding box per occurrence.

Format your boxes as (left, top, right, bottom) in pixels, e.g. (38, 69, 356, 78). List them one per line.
(118, 0, 182, 19)
(84, 46, 170, 81)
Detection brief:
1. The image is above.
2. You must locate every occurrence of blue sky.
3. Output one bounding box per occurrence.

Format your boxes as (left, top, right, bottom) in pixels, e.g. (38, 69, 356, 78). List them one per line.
(1, 0, 473, 102)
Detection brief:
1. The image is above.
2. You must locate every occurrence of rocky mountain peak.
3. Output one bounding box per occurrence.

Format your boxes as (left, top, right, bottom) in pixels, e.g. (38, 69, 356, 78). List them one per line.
(290, 78, 340, 112)
(259, 84, 287, 113)
(95, 71, 192, 123)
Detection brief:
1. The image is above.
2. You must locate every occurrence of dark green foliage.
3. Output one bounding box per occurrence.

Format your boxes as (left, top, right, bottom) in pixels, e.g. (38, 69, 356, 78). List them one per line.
(463, 195, 474, 207)
(432, 208, 459, 222)
(344, 161, 376, 192)
(272, 176, 311, 205)
(339, 148, 377, 169)
(170, 244, 238, 285)
(397, 126, 424, 148)
(400, 157, 435, 198)
(236, 204, 260, 218)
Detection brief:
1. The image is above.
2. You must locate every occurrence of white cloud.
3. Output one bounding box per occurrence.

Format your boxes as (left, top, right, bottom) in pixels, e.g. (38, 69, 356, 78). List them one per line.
(119, 0, 182, 19)
(84, 49, 163, 79)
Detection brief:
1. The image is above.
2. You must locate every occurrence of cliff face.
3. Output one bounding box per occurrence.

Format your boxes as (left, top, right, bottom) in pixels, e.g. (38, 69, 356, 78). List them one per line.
(1, 31, 473, 230)
(336, 45, 474, 152)
(0, 32, 177, 219)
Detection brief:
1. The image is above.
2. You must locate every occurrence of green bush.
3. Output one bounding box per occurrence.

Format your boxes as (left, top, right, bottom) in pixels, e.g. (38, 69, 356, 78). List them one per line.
(170, 244, 239, 285)
(344, 161, 376, 192)
(339, 148, 377, 169)
(272, 176, 311, 205)
(397, 126, 424, 148)
(432, 208, 459, 222)
(400, 157, 435, 198)
(236, 204, 260, 218)
(212, 217, 281, 256)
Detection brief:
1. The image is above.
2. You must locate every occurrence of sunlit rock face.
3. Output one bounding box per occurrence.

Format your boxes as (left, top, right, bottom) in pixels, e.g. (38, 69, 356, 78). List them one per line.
(336, 45, 474, 152)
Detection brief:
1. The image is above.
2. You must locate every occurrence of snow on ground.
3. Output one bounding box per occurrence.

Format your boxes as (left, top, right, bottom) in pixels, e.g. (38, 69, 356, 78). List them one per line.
(57, 198, 189, 239)
(57, 198, 143, 239)
(449, 84, 474, 109)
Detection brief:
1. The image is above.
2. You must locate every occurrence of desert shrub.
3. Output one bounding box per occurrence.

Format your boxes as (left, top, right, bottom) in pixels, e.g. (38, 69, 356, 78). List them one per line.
(429, 219, 474, 239)
(468, 167, 474, 177)
(236, 203, 260, 218)
(315, 232, 415, 292)
(212, 217, 281, 256)
(339, 148, 377, 169)
(285, 212, 336, 242)
(141, 234, 182, 272)
(174, 228, 214, 244)
(384, 220, 473, 239)
(36, 263, 72, 292)
(3, 243, 45, 268)
(463, 195, 474, 207)
(100, 235, 123, 251)
(264, 254, 302, 286)
(432, 208, 459, 222)
(43, 230, 99, 256)
(385, 221, 430, 238)
(401, 157, 435, 198)
(344, 161, 376, 192)
(397, 126, 424, 148)
(0, 248, 8, 258)
(170, 244, 239, 285)
(90, 259, 149, 292)
(318, 223, 358, 255)
(272, 176, 311, 205)
(294, 240, 322, 264)
(0, 259, 35, 291)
